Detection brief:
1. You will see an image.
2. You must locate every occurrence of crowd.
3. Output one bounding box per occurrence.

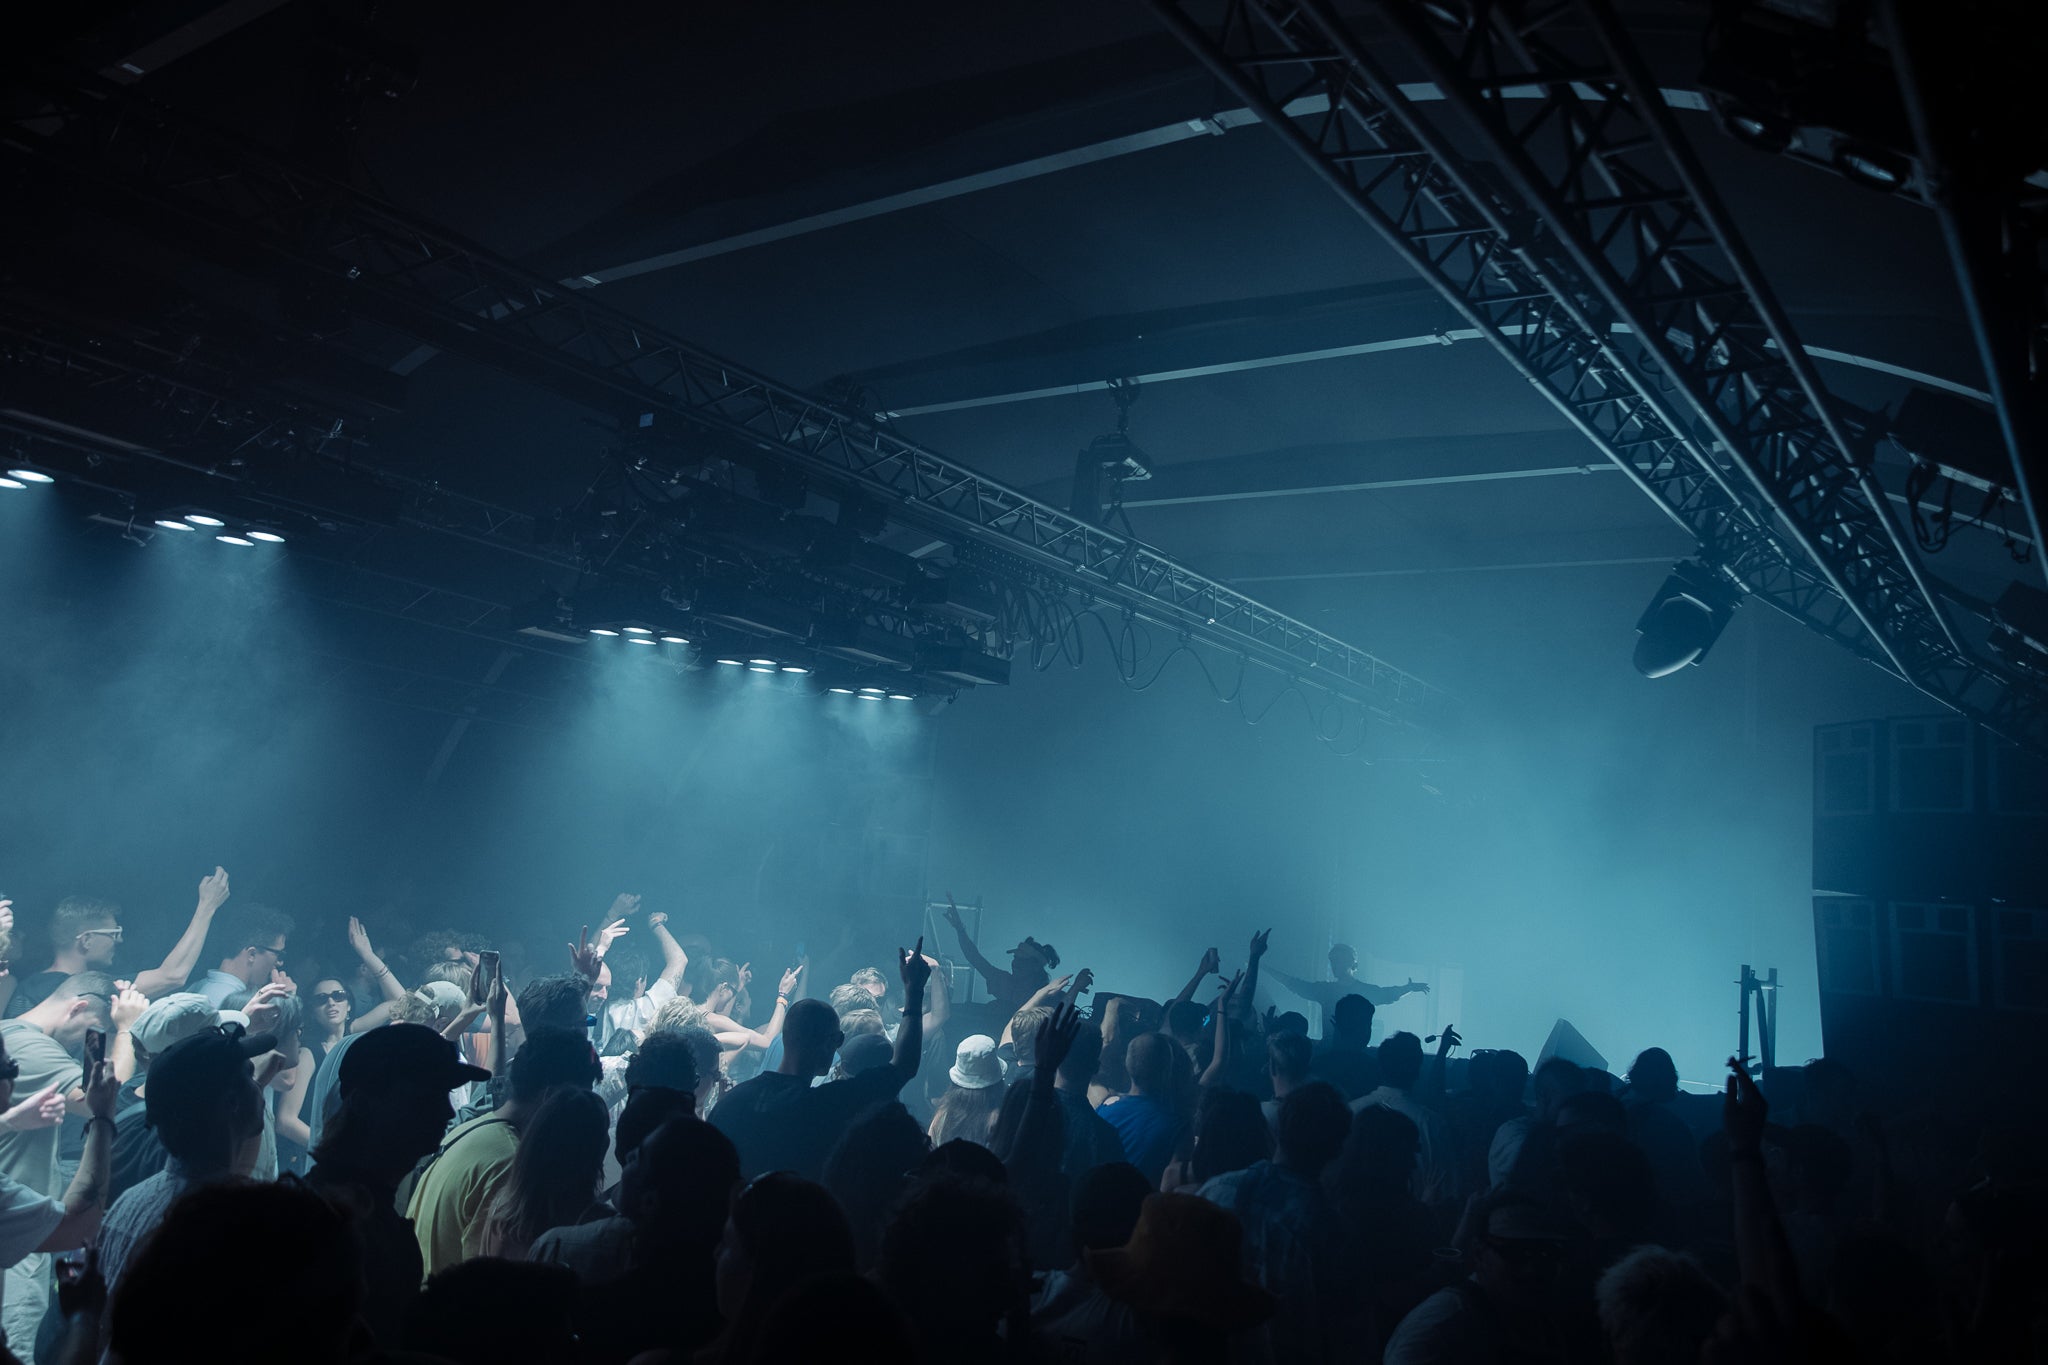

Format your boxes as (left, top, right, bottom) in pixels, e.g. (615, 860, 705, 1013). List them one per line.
(0, 873, 2034, 1365)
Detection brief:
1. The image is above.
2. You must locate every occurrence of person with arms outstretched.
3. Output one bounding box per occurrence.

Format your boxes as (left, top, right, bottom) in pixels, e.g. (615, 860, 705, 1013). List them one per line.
(1270, 943, 1426, 1015)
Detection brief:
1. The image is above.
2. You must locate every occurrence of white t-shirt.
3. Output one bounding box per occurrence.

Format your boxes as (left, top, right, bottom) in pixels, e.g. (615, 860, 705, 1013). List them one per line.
(0, 1174, 64, 1267)
(598, 978, 678, 1051)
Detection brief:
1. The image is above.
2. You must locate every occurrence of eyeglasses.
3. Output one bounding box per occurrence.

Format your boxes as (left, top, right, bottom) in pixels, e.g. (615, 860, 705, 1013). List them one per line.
(75, 928, 123, 944)
(249, 945, 286, 963)
(310, 990, 350, 1005)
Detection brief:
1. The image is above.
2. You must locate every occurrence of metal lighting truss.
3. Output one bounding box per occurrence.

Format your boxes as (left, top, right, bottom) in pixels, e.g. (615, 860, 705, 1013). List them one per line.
(1881, 0, 2048, 584)
(0, 83, 1450, 737)
(1142, 0, 2048, 755)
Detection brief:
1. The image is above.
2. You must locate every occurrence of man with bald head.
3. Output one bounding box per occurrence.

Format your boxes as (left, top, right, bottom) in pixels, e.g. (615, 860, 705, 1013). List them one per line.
(709, 943, 930, 1180)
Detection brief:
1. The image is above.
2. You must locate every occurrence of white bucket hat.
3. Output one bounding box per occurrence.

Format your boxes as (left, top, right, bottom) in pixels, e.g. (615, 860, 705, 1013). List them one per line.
(948, 1034, 1004, 1089)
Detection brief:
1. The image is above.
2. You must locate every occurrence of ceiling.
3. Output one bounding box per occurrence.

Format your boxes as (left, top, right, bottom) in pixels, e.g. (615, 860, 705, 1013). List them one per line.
(6, 0, 2036, 728)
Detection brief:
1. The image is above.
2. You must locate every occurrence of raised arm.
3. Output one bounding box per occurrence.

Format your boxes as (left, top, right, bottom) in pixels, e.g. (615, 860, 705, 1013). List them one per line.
(942, 897, 1007, 993)
(1420, 1025, 1461, 1106)
(274, 1045, 317, 1153)
(647, 912, 689, 988)
(129, 867, 230, 999)
(1724, 1059, 1800, 1317)
(705, 967, 799, 1050)
(1198, 971, 1243, 1089)
(889, 939, 932, 1088)
(920, 953, 950, 1035)
(1236, 930, 1270, 1023)
(348, 918, 408, 1007)
(106, 984, 146, 1086)
(41, 1060, 118, 1251)
(1173, 947, 1221, 1009)
(1268, 965, 1320, 999)
(999, 1001, 1080, 1181)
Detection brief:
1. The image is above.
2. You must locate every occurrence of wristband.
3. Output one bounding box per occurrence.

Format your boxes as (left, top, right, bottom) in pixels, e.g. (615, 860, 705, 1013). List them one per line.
(84, 1116, 115, 1136)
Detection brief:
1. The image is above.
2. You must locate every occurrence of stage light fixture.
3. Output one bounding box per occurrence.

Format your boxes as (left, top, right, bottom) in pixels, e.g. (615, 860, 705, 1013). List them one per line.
(1718, 106, 1792, 154)
(0, 478, 26, 491)
(748, 657, 777, 666)
(747, 664, 775, 672)
(246, 529, 286, 543)
(715, 656, 744, 666)
(622, 626, 653, 635)
(828, 687, 855, 695)
(659, 635, 689, 645)
(858, 687, 887, 695)
(152, 518, 195, 531)
(588, 627, 621, 637)
(627, 636, 656, 645)
(5, 469, 53, 484)
(1633, 560, 1741, 679)
(780, 665, 809, 674)
(184, 513, 225, 527)
(888, 693, 914, 701)
(215, 534, 256, 547)
(856, 692, 882, 701)
(1835, 142, 1909, 193)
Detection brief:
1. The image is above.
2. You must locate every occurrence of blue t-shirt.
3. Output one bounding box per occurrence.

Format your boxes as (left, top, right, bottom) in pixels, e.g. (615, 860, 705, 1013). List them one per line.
(1099, 1093, 1183, 1186)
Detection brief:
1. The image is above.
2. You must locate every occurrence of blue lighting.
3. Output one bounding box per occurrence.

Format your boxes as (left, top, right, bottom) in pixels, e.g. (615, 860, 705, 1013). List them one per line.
(588, 628, 621, 637)
(5, 469, 53, 484)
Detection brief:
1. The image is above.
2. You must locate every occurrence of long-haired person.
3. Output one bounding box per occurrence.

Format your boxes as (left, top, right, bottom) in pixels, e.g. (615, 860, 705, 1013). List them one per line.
(928, 1034, 1006, 1147)
(275, 975, 352, 1164)
(481, 1087, 611, 1260)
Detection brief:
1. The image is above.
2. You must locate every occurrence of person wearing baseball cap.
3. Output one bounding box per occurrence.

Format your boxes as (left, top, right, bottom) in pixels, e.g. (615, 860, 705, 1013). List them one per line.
(106, 993, 235, 1204)
(1384, 1192, 1571, 1362)
(305, 1022, 489, 1348)
(95, 1024, 274, 1313)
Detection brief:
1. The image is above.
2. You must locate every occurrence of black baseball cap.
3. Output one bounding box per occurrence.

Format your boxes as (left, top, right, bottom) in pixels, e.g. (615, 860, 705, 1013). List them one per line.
(145, 1025, 276, 1130)
(338, 1023, 490, 1097)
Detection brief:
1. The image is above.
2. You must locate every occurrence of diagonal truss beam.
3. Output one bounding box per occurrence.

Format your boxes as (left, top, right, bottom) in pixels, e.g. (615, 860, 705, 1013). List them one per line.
(0, 80, 1451, 735)
(1142, 0, 2047, 755)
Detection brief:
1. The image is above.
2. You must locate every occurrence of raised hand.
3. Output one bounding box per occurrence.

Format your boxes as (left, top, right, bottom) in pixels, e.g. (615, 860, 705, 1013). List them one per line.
(1217, 968, 1245, 1005)
(1249, 928, 1271, 961)
(0, 897, 12, 938)
(83, 1060, 119, 1120)
(605, 893, 641, 925)
(1, 1084, 66, 1132)
(347, 916, 376, 960)
(647, 911, 669, 929)
(197, 866, 231, 915)
(900, 937, 933, 994)
(568, 927, 602, 981)
(1034, 1000, 1083, 1074)
(1198, 946, 1221, 977)
(109, 981, 148, 1031)
(1724, 1056, 1768, 1153)
(595, 921, 630, 957)
(736, 962, 754, 994)
(1071, 966, 1095, 996)
(1435, 1024, 1463, 1055)
(1405, 978, 1430, 995)
(777, 966, 801, 999)
(270, 968, 295, 994)
(943, 896, 965, 932)
(242, 982, 292, 1034)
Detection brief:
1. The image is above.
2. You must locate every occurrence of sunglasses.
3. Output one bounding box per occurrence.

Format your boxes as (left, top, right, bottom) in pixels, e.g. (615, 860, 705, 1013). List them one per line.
(76, 928, 123, 944)
(311, 991, 350, 1005)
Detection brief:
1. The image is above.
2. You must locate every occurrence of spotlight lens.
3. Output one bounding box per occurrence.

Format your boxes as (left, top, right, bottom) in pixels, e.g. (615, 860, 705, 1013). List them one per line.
(716, 657, 743, 666)
(888, 693, 914, 701)
(857, 693, 882, 701)
(184, 513, 225, 527)
(215, 534, 255, 546)
(5, 469, 53, 484)
(747, 665, 776, 673)
(748, 658, 777, 666)
(152, 518, 194, 531)
(627, 636, 655, 645)
(588, 628, 621, 637)
(245, 530, 286, 543)
(828, 687, 854, 694)
(0, 478, 29, 491)
(859, 687, 886, 695)
(659, 635, 689, 644)
(780, 665, 809, 674)
(622, 626, 653, 636)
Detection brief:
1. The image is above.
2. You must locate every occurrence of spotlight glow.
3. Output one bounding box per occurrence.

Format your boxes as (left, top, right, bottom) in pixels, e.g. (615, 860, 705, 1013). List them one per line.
(0, 478, 29, 491)
(622, 626, 653, 636)
(659, 635, 689, 645)
(5, 469, 53, 484)
(245, 530, 286, 543)
(747, 664, 776, 673)
(828, 687, 855, 694)
(627, 636, 655, 645)
(184, 513, 226, 527)
(715, 657, 743, 666)
(779, 665, 809, 674)
(152, 518, 195, 531)
(748, 658, 777, 667)
(588, 628, 621, 637)
(856, 693, 882, 701)
(888, 693, 914, 701)
(859, 687, 886, 695)
(215, 534, 256, 547)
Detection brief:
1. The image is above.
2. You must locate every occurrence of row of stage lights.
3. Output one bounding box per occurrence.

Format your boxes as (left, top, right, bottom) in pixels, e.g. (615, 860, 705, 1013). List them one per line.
(585, 627, 916, 700)
(3, 468, 286, 546)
